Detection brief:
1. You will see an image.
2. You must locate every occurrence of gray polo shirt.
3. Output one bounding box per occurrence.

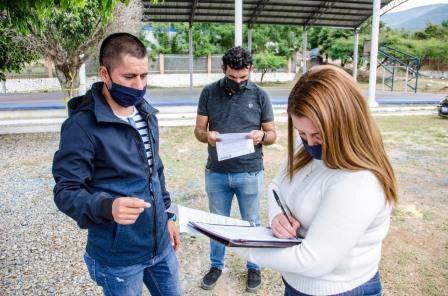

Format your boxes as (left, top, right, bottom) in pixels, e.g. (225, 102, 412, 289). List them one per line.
(197, 78, 274, 173)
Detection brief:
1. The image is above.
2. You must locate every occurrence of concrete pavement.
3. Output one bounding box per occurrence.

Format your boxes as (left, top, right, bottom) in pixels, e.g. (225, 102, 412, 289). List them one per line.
(0, 87, 444, 134)
(0, 88, 445, 110)
(0, 105, 439, 135)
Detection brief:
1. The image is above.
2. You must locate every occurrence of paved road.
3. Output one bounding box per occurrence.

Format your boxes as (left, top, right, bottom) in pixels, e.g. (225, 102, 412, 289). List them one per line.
(0, 87, 445, 110)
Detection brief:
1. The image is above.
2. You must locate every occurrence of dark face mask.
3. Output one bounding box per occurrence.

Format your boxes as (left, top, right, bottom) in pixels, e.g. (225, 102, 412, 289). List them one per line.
(106, 69, 146, 107)
(302, 138, 322, 160)
(225, 77, 247, 93)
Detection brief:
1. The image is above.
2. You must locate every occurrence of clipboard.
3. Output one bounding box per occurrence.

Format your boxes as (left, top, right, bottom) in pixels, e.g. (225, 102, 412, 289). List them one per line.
(189, 221, 302, 248)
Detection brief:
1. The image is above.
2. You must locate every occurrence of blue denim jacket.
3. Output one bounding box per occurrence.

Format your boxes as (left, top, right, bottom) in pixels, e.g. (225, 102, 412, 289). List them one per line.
(52, 82, 171, 266)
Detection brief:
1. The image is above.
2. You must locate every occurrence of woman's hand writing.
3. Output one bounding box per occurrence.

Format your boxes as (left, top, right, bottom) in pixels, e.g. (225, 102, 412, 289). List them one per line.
(271, 213, 300, 239)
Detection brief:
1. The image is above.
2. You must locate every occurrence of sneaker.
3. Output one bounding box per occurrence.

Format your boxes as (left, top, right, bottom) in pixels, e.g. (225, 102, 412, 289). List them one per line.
(247, 268, 261, 293)
(201, 267, 222, 290)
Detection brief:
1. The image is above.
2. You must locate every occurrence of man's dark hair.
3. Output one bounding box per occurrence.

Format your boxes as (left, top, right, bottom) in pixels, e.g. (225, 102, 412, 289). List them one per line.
(99, 32, 147, 70)
(222, 46, 252, 70)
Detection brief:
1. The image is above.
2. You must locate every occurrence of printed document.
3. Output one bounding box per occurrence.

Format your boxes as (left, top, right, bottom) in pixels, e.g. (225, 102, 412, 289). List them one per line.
(215, 133, 254, 161)
(167, 204, 252, 234)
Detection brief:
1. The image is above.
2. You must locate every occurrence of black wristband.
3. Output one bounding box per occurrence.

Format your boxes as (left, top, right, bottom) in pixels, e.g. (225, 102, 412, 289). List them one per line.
(97, 197, 114, 221)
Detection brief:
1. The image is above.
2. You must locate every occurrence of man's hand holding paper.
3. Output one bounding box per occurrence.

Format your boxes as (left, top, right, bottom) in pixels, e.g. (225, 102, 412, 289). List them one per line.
(246, 130, 265, 146)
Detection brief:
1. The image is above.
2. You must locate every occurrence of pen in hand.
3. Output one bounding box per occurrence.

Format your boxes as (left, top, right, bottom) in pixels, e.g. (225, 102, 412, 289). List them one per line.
(272, 189, 300, 239)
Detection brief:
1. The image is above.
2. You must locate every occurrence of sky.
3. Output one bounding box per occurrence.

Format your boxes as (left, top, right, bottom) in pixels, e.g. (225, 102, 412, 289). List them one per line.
(387, 0, 448, 13)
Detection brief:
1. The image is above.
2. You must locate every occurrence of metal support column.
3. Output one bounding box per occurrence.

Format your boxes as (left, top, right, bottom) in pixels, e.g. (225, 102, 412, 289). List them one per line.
(353, 28, 360, 81)
(368, 0, 380, 107)
(79, 63, 86, 96)
(248, 26, 253, 81)
(248, 26, 253, 52)
(302, 28, 307, 74)
(235, 0, 243, 46)
(189, 25, 193, 89)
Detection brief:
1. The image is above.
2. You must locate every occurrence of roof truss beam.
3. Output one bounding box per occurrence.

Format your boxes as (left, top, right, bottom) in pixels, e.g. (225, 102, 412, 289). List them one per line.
(190, 0, 199, 24)
(248, 0, 270, 27)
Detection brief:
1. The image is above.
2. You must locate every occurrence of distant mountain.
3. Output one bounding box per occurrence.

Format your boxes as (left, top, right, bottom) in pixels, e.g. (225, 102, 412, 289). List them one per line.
(381, 4, 448, 31)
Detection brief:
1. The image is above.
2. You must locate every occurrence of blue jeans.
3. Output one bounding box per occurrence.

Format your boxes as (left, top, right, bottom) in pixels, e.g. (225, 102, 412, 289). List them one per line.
(284, 271, 382, 296)
(205, 169, 263, 270)
(84, 246, 181, 296)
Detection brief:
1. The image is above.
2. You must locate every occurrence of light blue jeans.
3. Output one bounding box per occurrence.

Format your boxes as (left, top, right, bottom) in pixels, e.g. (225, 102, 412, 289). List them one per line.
(84, 246, 181, 296)
(284, 271, 383, 296)
(205, 169, 263, 270)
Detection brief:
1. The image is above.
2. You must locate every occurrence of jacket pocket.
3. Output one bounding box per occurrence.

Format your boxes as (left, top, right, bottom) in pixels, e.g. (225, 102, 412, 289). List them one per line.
(110, 210, 153, 253)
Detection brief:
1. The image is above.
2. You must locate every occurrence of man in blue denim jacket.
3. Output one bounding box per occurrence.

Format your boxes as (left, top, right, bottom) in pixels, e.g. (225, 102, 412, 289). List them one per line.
(52, 33, 181, 296)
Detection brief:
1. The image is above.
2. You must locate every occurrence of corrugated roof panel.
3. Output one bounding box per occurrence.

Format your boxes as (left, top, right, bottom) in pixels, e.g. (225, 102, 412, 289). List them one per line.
(142, 0, 394, 28)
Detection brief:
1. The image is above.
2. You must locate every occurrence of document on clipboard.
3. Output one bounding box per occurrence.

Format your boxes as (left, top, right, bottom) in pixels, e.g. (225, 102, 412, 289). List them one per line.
(168, 204, 253, 235)
(188, 221, 302, 248)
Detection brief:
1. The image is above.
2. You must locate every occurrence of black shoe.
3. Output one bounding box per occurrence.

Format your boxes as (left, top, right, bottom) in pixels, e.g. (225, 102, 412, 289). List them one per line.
(247, 268, 261, 293)
(201, 267, 222, 290)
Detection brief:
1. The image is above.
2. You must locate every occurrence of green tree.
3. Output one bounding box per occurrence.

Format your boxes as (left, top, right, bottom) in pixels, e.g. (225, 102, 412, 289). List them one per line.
(0, 0, 128, 33)
(379, 22, 448, 69)
(1, 0, 163, 98)
(308, 27, 352, 62)
(0, 19, 39, 82)
(144, 23, 189, 57)
(5, 0, 156, 100)
(253, 52, 286, 83)
(328, 38, 354, 67)
(143, 23, 233, 58)
(250, 25, 303, 58)
(23, 0, 118, 100)
(143, 23, 303, 59)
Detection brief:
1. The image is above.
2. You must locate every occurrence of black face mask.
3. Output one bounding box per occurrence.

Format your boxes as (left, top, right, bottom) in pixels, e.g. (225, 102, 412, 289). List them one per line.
(302, 138, 322, 160)
(225, 77, 247, 93)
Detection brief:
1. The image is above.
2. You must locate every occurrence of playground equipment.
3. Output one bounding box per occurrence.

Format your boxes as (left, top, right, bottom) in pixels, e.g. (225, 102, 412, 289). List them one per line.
(377, 45, 421, 93)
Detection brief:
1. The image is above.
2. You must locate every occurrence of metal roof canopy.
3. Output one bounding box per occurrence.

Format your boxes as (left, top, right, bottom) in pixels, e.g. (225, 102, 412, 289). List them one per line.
(142, 0, 393, 29)
(141, 0, 400, 106)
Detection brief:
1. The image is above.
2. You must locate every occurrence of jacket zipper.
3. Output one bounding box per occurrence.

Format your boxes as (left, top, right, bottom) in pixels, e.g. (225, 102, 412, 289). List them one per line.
(144, 114, 158, 258)
(121, 116, 158, 258)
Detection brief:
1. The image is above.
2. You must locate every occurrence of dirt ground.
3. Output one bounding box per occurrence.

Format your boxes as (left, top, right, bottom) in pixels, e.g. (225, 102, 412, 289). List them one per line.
(0, 114, 446, 295)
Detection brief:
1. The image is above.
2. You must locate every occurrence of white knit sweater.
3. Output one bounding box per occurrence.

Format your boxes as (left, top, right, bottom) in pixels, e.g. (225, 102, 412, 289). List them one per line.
(236, 159, 392, 295)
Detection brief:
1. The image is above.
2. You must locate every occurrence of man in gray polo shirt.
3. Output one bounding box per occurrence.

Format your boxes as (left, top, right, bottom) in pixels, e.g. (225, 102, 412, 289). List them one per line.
(194, 46, 277, 293)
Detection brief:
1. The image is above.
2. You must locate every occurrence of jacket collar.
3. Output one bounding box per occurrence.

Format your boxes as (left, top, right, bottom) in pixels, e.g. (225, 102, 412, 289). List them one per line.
(89, 82, 158, 123)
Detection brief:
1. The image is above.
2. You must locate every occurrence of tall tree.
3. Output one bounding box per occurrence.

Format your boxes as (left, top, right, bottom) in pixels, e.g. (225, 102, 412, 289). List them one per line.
(0, 0, 126, 33)
(328, 38, 354, 67)
(6, 0, 149, 100)
(0, 18, 39, 82)
(144, 23, 235, 58)
(253, 52, 287, 83)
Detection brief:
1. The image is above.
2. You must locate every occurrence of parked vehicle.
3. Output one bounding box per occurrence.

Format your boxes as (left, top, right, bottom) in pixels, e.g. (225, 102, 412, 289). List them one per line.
(438, 96, 448, 118)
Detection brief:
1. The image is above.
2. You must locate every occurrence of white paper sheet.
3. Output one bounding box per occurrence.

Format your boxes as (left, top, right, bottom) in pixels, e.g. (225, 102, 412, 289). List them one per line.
(167, 204, 252, 234)
(215, 133, 255, 161)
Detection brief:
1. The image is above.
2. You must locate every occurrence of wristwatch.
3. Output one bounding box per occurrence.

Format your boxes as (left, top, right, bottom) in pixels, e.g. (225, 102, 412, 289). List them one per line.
(167, 212, 177, 222)
(261, 131, 267, 143)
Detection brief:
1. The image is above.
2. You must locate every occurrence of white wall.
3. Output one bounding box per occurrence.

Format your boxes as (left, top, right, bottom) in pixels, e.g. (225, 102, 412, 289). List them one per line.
(3, 72, 296, 93)
(419, 71, 448, 79)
